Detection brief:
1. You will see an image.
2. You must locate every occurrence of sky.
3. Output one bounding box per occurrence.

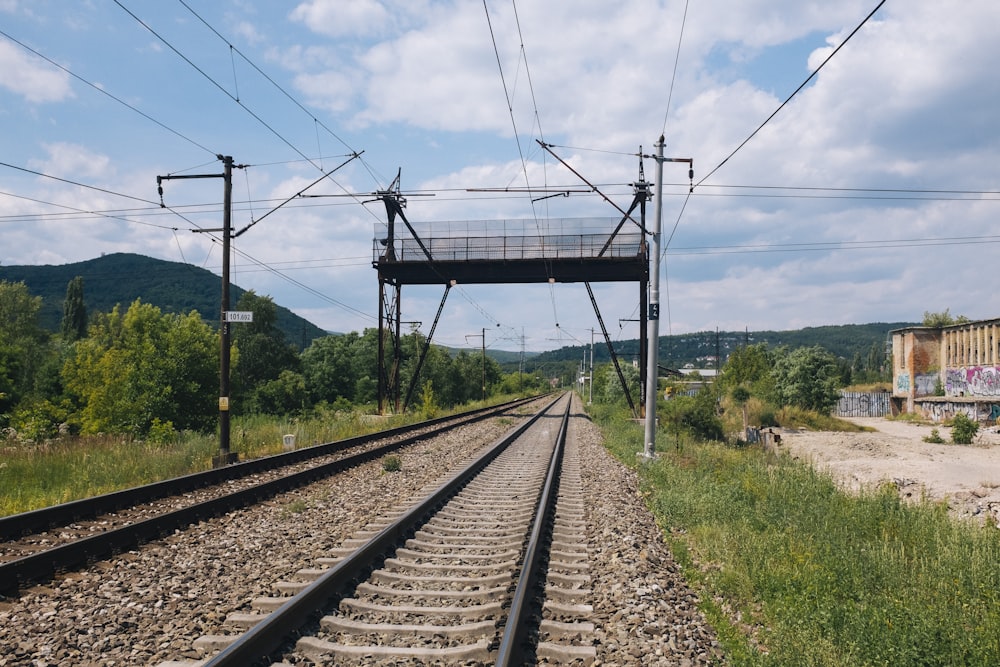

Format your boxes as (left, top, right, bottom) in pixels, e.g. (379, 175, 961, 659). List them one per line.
(1, 0, 998, 353)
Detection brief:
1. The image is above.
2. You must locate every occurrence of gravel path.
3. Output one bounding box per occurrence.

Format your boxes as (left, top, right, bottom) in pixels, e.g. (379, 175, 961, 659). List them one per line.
(0, 397, 723, 666)
(781, 417, 1000, 524)
(570, 396, 722, 666)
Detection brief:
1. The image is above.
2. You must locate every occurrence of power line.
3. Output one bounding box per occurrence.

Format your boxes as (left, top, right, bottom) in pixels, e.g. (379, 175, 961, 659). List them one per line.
(0, 189, 181, 231)
(232, 245, 377, 323)
(0, 160, 232, 236)
(177, 0, 353, 154)
(484, 0, 561, 332)
(3, 179, 994, 229)
(0, 28, 216, 156)
(0, 160, 159, 206)
(697, 0, 887, 186)
(661, 0, 691, 135)
(186, 232, 377, 324)
(113, 0, 359, 193)
(666, 234, 1000, 256)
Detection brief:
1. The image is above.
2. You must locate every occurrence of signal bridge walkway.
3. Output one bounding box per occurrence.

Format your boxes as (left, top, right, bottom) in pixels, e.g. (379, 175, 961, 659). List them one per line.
(372, 217, 648, 285)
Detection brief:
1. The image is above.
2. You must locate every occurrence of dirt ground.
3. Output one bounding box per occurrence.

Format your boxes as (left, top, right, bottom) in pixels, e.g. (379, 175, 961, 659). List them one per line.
(777, 417, 1000, 526)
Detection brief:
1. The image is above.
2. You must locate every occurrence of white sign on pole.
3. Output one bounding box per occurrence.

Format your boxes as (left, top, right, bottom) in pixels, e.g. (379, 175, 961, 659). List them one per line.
(225, 311, 253, 322)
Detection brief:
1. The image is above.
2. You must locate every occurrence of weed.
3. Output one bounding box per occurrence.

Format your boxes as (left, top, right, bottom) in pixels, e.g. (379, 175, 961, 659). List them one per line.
(776, 406, 870, 432)
(282, 499, 309, 517)
(923, 428, 945, 444)
(381, 455, 402, 473)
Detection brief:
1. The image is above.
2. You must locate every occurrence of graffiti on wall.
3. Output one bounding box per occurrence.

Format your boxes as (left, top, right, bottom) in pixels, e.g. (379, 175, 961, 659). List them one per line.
(914, 374, 939, 397)
(895, 374, 910, 393)
(918, 401, 1000, 424)
(946, 366, 1000, 397)
(836, 391, 891, 418)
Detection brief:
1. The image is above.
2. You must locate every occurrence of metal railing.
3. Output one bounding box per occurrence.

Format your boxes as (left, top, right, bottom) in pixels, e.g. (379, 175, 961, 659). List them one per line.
(374, 232, 644, 263)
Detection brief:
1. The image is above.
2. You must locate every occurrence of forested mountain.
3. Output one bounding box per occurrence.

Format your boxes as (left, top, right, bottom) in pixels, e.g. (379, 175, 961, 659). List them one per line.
(521, 322, 915, 373)
(0, 253, 327, 350)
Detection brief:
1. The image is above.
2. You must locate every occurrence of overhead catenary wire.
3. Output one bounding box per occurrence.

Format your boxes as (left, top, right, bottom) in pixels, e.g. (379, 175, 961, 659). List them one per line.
(697, 0, 887, 187)
(482, 0, 562, 336)
(173, 0, 390, 198)
(0, 160, 162, 207)
(667, 234, 1000, 255)
(176, 0, 359, 159)
(3, 180, 994, 230)
(0, 189, 180, 231)
(661, 0, 691, 135)
(3, 175, 993, 239)
(0, 28, 217, 156)
(2, 8, 374, 307)
(657, 0, 691, 344)
(113, 0, 372, 204)
(95, 2, 395, 326)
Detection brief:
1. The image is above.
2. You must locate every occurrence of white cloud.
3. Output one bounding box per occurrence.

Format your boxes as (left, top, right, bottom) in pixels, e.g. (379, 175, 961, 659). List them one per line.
(3, 0, 999, 344)
(0, 38, 73, 103)
(290, 0, 392, 38)
(28, 143, 112, 180)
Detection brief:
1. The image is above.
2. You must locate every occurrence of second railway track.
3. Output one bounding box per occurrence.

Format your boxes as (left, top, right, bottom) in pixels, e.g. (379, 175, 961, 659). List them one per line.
(0, 396, 541, 594)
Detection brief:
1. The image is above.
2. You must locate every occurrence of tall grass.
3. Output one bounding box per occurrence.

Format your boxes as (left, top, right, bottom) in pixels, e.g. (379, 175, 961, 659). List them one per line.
(591, 404, 1000, 666)
(0, 396, 514, 517)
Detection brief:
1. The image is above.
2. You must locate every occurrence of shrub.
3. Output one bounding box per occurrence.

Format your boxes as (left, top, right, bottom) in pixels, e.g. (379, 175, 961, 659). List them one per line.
(923, 428, 945, 444)
(663, 388, 724, 442)
(146, 418, 176, 445)
(9, 398, 73, 443)
(950, 413, 979, 445)
(419, 381, 440, 419)
(381, 454, 402, 472)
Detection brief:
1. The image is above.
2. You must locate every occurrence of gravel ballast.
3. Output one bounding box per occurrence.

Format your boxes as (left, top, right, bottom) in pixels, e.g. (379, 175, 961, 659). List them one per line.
(0, 398, 723, 666)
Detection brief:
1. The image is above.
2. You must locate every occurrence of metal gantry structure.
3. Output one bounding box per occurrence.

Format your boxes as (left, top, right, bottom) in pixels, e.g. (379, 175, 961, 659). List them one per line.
(372, 159, 654, 416)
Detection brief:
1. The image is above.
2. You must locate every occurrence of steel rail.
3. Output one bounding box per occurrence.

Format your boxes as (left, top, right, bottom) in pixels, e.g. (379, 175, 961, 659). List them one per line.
(495, 395, 570, 665)
(0, 395, 542, 595)
(202, 393, 568, 667)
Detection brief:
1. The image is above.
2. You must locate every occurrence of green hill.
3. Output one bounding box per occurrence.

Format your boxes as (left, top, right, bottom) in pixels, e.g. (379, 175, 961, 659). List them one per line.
(0, 253, 327, 350)
(522, 322, 915, 373)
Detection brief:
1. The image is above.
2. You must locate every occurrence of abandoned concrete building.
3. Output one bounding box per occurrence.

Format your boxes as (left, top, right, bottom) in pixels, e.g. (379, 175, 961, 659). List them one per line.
(891, 318, 1000, 424)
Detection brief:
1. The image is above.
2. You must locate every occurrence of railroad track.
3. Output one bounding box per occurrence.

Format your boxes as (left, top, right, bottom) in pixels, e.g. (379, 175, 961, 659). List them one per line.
(160, 392, 596, 666)
(0, 396, 541, 595)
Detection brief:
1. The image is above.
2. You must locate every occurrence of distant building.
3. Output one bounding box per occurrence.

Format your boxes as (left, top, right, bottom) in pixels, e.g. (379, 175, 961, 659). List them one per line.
(891, 318, 1000, 424)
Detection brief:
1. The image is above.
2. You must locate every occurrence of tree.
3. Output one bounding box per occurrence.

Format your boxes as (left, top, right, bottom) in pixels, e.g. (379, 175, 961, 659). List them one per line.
(923, 309, 970, 327)
(0, 281, 49, 424)
(254, 370, 307, 415)
(662, 385, 724, 441)
(772, 345, 842, 413)
(62, 300, 217, 435)
(301, 334, 356, 405)
(350, 328, 380, 405)
(230, 291, 299, 414)
(598, 362, 641, 406)
(60, 276, 88, 341)
(718, 343, 776, 402)
(951, 413, 979, 444)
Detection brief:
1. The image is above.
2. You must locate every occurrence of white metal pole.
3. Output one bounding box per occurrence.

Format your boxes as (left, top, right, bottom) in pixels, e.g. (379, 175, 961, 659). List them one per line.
(588, 328, 594, 405)
(643, 136, 665, 459)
